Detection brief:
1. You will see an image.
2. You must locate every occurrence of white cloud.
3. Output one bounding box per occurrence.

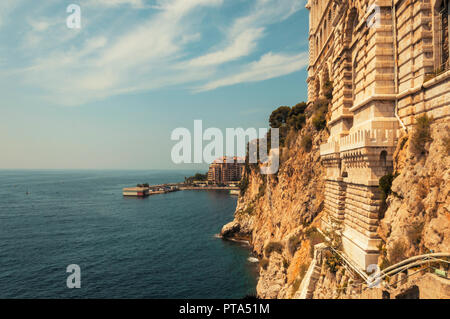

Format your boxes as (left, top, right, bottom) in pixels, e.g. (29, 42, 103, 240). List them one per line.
(186, 28, 264, 67)
(181, 32, 201, 44)
(29, 20, 51, 32)
(18, 0, 224, 105)
(85, 0, 146, 8)
(196, 51, 308, 92)
(185, 0, 304, 67)
(3, 0, 307, 105)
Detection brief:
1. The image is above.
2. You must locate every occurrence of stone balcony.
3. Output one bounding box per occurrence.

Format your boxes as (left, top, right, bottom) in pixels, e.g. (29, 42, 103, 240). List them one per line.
(320, 139, 340, 156)
(320, 128, 400, 157)
(339, 128, 399, 152)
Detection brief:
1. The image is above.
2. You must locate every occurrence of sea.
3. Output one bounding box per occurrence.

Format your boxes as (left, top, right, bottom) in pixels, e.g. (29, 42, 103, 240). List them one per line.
(0, 170, 257, 298)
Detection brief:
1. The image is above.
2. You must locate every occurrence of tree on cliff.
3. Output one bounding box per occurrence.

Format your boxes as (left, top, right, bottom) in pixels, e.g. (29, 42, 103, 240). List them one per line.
(287, 102, 307, 131)
(269, 106, 291, 128)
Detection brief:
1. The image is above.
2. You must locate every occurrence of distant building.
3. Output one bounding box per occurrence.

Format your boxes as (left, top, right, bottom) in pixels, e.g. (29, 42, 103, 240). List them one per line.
(207, 156, 245, 185)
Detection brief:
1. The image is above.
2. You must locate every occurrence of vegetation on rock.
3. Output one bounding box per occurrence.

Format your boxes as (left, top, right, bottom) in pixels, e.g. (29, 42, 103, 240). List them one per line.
(411, 114, 433, 155)
(264, 241, 284, 256)
(239, 173, 249, 196)
(260, 258, 269, 270)
(301, 134, 313, 152)
(389, 240, 407, 264)
(311, 99, 329, 131)
(288, 235, 302, 256)
(406, 221, 424, 247)
(378, 173, 399, 218)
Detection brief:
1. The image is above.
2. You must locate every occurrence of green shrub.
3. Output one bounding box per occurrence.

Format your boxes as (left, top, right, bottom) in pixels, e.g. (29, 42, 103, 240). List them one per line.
(444, 135, 450, 155)
(288, 114, 306, 130)
(287, 102, 307, 131)
(301, 134, 313, 152)
(389, 240, 407, 264)
(312, 98, 329, 113)
(312, 113, 326, 131)
(411, 114, 433, 155)
(324, 250, 341, 273)
(260, 258, 269, 270)
(264, 241, 284, 256)
(269, 106, 291, 128)
(288, 236, 302, 256)
(239, 175, 249, 196)
(257, 176, 266, 198)
(311, 99, 329, 131)
(379, 173, 398, 200)
(283, 258, 290, 269)
(277, 126, 289, 147)
(379, 173, 400, 218)
(242, 204, 254, 216)
(399, 136, 408, 150)
(379, 257, 390, 270)
(323, 80, 333, 100)
(407, 221, 424, 246)
(290, 102, 307, 116)
(305, 227, 325, 257)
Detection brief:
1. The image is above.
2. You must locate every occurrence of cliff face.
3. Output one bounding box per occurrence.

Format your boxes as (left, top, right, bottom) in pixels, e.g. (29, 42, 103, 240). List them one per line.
(221, 118, 329, 298)
(221, 118, 450, 299)
(379, 121, 450, 261)
(310, 121, 450, 299)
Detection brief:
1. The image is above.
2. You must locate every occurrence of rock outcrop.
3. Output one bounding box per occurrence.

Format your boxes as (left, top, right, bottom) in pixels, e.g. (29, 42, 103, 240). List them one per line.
(221, 118, 449, 299)
(220, 115, 329, 298)
(379, 121, 450, 261)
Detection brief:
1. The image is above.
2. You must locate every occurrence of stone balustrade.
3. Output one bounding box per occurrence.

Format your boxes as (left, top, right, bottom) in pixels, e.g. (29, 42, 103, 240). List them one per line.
(320, 128, 399, 157)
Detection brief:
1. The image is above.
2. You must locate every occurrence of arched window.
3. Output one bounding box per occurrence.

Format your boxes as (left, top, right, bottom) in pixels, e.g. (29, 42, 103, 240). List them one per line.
(316, 37, 319, 55)
(352, 59, 358, 102)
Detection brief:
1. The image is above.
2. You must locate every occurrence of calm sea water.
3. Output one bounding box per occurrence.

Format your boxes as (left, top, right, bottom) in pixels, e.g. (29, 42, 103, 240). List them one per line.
(0, 170, 257, 298)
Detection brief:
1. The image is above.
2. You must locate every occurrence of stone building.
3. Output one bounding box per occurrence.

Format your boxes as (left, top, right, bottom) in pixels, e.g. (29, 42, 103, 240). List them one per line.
(307, 0, 450, 270)
(207, 156, 245, 185)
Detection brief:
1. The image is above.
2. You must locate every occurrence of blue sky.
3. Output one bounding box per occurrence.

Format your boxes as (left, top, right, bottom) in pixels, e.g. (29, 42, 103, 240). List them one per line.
(0, 0, 310, 170)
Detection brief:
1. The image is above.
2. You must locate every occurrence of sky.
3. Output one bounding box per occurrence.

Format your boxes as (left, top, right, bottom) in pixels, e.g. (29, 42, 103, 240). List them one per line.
(0, 0, 310, 170)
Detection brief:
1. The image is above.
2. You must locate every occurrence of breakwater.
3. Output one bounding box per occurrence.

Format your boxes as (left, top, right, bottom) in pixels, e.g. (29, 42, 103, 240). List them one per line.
(123, 183, 239, 197)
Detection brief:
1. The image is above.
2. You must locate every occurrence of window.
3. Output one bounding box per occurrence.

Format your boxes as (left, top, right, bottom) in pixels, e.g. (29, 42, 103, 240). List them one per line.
(380, 151, 387, 167)
(316, 37, 319, 56)
(320, 30, 322, 48)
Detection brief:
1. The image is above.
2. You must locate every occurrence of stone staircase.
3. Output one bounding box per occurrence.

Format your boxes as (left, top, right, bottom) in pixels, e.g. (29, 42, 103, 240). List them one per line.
(296, 243, 325, 299)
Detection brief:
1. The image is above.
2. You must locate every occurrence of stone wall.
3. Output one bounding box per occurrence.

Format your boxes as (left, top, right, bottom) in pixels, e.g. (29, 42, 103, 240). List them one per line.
(308, 0, 449, 271)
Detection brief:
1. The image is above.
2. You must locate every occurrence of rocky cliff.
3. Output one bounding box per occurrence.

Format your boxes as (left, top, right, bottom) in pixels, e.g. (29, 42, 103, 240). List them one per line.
(221, 113, 450, 299)
(379, 121, 450, 263)
(221, 108, 330, 298)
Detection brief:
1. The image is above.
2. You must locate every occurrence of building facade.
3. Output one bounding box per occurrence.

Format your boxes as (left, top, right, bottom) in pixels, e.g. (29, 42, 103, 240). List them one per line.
(307, 0, 450, 270)
(207, 157, 245, 185)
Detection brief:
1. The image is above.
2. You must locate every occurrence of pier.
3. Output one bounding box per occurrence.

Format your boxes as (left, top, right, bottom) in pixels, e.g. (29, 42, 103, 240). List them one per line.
(123, 184, 180, 197)
(123, 183, 239, 197)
